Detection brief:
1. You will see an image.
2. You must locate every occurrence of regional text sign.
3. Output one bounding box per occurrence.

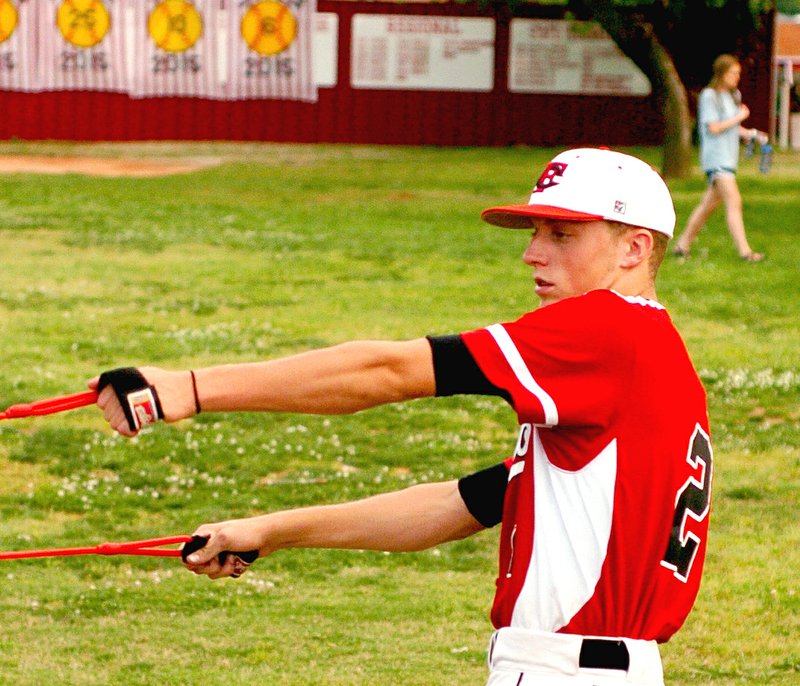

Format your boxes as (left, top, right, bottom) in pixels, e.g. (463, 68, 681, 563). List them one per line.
(351, 14, 494, 92)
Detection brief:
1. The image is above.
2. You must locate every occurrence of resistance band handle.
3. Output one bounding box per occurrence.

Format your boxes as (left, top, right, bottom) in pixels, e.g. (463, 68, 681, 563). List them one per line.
(96, 367, 163, 432)
(180, 535, 259, 565)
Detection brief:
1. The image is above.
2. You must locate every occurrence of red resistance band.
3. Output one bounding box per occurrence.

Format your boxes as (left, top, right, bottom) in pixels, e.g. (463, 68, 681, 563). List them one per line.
(0, 390, 98, 421)
(0, 393, 262, 566)
(0, 535, 192, 561)
(0, 535, 259, 564)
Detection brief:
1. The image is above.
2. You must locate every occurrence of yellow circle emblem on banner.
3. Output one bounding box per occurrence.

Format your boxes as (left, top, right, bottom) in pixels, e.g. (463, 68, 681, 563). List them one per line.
(241, 1, 297, 57)
(57, 0, 111, 49)
(148, 0, 203, 53)
(0, 0, 18, 45)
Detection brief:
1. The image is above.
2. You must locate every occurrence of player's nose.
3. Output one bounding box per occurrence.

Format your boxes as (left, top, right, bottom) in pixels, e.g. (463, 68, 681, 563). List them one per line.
(522, 236, 546, 266)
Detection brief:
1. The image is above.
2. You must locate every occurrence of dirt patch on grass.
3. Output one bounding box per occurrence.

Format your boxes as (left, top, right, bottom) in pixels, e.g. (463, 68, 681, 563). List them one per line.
(0, 155, 217, 177)
(0, 457, 52, 497)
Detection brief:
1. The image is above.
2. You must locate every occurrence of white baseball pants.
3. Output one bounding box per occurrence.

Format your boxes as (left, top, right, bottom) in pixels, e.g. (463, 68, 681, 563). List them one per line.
(486, 628, 665, 686)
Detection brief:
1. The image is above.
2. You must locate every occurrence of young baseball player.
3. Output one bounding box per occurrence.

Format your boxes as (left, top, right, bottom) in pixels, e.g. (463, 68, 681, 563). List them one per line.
(93, 148, 712, 686)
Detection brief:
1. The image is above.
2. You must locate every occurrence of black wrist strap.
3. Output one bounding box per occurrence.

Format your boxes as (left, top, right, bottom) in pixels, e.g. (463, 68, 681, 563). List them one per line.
(97, 367, 164, 432)
(190, 370, 201, 415)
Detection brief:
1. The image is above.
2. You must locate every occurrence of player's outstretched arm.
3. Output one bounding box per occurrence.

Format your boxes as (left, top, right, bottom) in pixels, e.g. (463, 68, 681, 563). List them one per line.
(183, 480, 484, 580)
(90, 338, 436, 436)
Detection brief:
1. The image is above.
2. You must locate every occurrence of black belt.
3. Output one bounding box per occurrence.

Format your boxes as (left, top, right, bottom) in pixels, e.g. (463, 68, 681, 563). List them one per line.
(579, 638, 630, 671)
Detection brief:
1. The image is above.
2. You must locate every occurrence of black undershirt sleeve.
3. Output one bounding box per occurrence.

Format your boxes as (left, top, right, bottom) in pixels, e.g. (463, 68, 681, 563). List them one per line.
(426, 334, 512, 403)
(457, 462, 509, 528)
(427, 335, 511, 527)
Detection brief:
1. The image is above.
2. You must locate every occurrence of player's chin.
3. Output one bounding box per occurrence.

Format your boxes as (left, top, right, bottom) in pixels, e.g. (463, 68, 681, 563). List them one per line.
(533, 279, 560, 304)
(534, 291, 561, 308)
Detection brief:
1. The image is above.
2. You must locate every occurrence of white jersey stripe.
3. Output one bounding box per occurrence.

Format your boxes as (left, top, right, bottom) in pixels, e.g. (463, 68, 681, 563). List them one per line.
(610, 290, 665, 310)
(511, 431, 617, 631)
(508, 460, 525, 481)
(487, 323, 558, 426)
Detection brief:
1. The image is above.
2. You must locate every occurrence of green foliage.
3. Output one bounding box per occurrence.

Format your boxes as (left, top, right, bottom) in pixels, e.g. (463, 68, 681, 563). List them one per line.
(498, 0, 775, 14)
(0, 142, 798, 685)
(777, 0, 800, 14)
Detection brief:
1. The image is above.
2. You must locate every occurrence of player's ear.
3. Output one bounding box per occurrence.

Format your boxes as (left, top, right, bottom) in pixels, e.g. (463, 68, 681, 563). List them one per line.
(620, 228, 653, 269)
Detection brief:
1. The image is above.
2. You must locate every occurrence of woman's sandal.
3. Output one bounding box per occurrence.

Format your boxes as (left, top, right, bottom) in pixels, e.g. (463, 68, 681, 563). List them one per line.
(672, 247, 689, 258)
(740, 252, 765, 263)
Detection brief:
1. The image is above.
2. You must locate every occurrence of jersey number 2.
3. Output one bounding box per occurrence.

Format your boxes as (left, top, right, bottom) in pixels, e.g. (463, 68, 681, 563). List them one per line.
(661, 425, 713, 582)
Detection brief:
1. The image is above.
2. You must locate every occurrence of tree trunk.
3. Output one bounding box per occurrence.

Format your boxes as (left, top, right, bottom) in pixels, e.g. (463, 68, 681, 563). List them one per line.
(651, 38, 693, 178)
(574, 0, 694, 178)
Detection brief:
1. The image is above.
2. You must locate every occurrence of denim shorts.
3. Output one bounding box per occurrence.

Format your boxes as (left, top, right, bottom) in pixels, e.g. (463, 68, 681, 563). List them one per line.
(705, 167, 736, 185)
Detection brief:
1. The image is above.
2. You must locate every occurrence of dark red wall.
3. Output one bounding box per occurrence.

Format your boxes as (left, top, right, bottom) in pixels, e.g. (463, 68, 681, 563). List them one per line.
(0, 3, 771, 146)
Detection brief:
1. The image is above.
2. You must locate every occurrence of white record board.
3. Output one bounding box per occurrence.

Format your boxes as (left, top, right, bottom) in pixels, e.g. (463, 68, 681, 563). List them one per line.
(351, 14, 494, 92)
(509, 19, 650, 96)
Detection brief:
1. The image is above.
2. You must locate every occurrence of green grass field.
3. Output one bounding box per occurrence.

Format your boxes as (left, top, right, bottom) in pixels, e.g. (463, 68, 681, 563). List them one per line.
(0, 141, 797, 685)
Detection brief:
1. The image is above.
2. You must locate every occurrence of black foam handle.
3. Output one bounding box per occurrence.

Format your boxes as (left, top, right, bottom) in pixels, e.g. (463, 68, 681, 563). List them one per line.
(180, 535, 259, 565)
(97, 367, 164, 432)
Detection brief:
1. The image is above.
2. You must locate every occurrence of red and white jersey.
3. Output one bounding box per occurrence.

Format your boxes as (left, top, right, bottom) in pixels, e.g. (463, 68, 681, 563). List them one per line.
(461, 290, 712, 643)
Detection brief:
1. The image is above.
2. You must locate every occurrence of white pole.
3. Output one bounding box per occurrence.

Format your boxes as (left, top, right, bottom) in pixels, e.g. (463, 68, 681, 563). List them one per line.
(778, 60, 792, 149)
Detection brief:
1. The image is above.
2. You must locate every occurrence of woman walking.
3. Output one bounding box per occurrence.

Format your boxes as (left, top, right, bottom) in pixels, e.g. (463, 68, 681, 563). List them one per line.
(674, 54, 766, 262)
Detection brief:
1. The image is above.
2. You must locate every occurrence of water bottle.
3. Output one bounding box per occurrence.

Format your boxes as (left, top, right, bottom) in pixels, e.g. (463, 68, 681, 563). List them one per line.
(758, 143, 773, 174)
(744, 137, 755, 159)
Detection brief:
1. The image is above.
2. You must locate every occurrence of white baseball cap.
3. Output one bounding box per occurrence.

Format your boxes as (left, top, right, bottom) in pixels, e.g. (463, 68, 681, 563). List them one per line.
(481, 148, 676, 238)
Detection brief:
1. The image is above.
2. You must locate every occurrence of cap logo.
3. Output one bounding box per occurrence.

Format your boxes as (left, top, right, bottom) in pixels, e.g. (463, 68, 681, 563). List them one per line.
(532, 162, 567, 193)
(613, 200, 627, 215)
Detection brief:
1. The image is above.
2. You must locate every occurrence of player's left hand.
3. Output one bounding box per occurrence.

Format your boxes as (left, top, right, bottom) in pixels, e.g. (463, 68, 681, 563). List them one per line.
(182, 521, 265, 580)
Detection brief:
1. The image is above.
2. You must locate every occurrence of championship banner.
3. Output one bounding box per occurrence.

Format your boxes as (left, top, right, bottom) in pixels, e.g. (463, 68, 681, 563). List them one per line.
(37, 0, 127, 91)
(128, 0, 224, 98)
(0, 0, 38, 91)
(225, 0, 317, 102)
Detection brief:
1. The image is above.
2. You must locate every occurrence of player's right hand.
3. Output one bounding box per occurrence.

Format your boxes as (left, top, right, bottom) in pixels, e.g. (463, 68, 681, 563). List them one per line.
(88, 366, 197, 436)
